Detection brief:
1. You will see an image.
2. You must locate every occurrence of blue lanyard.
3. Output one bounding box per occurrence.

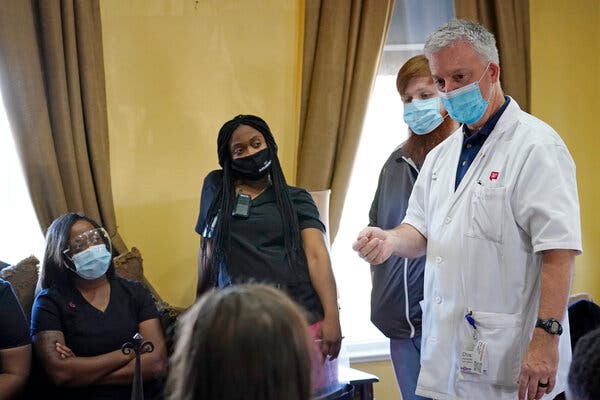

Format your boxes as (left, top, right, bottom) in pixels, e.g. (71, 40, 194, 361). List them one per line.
(465, 311, 477, 330)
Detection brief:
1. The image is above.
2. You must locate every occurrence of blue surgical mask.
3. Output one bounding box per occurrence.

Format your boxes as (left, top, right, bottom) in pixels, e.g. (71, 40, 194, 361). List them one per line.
(438, 63, 492, 124)
(403, 97, 444, 135)
(71, 244, 111, 280)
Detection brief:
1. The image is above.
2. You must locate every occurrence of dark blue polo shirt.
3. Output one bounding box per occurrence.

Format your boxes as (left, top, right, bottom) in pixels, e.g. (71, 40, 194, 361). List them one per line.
(455, 96, 510, 189)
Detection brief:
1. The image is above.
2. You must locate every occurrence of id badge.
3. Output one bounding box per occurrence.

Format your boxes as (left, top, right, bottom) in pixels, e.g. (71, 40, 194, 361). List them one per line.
(233, 193, 251, 218)
(460, 340, 487, 375)
(460, 348, 476, 373)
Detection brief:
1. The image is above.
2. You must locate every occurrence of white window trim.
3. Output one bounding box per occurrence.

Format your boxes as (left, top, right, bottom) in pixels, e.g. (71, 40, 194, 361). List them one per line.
(345, 338, 391, 363)
(383, 43, 424, 52)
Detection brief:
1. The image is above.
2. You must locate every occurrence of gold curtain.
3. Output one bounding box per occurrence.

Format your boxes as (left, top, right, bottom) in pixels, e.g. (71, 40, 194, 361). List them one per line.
(454, 0, 531, 112)
(0, 0, 127, 253)
(298, 0, 394, 241)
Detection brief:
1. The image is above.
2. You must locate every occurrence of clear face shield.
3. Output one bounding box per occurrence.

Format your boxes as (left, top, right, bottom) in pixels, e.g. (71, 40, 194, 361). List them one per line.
(62, 227, 112, 261)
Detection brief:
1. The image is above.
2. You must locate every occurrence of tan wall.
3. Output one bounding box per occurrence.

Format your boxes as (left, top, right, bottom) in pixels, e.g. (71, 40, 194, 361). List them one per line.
(351, 359, 400, 400)
(530, 0, 600, 299)
(100, 0, 304, 307)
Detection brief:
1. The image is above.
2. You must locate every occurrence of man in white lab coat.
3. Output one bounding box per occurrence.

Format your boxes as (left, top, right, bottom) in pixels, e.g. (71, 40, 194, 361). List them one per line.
(353, 20, 582, 400)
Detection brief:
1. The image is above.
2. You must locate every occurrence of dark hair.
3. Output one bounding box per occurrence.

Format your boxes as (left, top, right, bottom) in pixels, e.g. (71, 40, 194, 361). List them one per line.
(198, 115, 303, 293)
(568, 327, 600, 400)
(40, 213, 115, 289)
(167, 284, 312, 400)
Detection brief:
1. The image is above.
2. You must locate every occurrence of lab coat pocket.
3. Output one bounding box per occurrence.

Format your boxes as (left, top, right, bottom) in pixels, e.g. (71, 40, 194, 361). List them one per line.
(470, 185, 505, 243)
(418, 300, 434, 362)
(417, 300, 452, 390)
(458, 310, 523, 387)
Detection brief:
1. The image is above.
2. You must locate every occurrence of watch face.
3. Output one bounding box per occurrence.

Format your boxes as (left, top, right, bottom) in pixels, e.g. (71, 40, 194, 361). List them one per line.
(537, 318, 562, 335)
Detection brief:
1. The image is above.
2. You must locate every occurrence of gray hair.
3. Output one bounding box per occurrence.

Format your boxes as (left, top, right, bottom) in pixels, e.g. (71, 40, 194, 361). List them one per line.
(424, 19, 499, 65)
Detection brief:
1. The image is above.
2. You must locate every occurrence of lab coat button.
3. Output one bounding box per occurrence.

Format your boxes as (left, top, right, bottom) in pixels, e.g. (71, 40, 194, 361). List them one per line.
(444, 216, 452, 224)
(435, 256, 443, 264)
(435, 296, 442, 304)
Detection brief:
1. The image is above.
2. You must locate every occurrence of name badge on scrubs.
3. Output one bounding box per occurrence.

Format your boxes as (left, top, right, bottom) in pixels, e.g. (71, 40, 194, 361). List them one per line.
(460, 311, 488, 375)
(232, 193, 251, 218)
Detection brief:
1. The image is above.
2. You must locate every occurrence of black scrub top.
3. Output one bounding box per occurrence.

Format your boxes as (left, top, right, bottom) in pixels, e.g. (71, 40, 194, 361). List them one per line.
(196, 170, 326, 323)
(0, 278, 30, 350)
(30, 276, 161, 399)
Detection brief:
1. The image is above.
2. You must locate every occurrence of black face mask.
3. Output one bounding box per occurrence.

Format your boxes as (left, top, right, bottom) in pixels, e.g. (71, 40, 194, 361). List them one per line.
(230, 148, 272, 180)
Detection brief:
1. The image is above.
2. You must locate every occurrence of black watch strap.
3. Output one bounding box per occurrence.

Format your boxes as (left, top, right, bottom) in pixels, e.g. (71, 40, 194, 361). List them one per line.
(536, 318, 563, 335)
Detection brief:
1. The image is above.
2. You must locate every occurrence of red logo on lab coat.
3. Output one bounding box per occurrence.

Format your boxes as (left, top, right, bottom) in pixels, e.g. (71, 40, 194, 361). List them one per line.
(489, 171, 499, 181)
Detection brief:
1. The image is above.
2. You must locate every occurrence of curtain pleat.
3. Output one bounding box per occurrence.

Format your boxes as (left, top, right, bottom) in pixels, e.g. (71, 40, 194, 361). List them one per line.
(298, 0, 395, 241)
(0, 0, 127, 253)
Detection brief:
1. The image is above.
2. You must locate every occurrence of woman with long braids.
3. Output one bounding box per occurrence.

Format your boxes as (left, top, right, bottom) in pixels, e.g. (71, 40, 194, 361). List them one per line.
(194, 115, 342, 373)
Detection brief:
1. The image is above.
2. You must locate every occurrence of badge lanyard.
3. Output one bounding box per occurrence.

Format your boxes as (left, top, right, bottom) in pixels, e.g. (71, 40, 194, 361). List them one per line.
(460, 269, 488, 375)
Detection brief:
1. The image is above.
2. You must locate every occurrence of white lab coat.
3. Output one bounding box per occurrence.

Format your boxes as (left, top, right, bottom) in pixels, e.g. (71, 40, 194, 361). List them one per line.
(403, 98, 582, 400)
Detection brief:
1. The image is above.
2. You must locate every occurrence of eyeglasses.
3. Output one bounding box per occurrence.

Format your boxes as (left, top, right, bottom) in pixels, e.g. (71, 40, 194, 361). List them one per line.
(63, 227, 111, 257)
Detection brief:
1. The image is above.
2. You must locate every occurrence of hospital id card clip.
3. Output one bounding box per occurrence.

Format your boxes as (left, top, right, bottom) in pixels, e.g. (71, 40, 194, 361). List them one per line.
(233, 192, 251, 218)
(465, 311, 478, 340)
(460, 311, 488, 375)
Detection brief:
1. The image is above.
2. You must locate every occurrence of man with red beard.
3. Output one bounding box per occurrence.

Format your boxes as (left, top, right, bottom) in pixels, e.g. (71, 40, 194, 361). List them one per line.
(368, 54, 458, 400)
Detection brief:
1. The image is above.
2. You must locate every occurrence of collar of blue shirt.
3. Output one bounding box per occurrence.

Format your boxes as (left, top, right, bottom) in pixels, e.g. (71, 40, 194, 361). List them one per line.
(462, 96, 511, 141)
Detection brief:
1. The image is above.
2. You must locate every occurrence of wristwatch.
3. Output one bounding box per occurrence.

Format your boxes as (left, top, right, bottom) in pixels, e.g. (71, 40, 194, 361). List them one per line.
(536, 318, 563, 335)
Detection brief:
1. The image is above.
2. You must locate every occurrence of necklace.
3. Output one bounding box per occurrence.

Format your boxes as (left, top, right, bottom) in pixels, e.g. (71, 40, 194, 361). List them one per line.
(237, 183, 270, 199)
(235, 176, 272, 199)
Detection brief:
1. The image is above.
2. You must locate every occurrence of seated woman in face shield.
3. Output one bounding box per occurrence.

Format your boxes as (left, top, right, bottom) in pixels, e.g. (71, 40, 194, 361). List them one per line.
(30, 213, 167, 400)
(195, 115, 342, 393)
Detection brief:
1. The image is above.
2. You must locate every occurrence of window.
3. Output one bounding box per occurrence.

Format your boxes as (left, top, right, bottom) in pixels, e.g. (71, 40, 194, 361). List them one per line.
(0, 88, 46, 265)
(331, 0, 454, 362)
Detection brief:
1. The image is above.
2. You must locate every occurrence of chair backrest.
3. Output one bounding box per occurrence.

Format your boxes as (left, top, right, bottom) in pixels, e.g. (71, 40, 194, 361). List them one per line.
(308, 189, 331, 249)
(0, 255, 40, 321)
(568, 298, 600, 350)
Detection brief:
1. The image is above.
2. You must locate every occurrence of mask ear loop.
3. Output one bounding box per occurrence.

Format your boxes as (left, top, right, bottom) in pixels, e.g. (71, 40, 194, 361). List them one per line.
(437, 97, 452, 120)
(62, 248, 79, 274)
(98, 228, 113, 256)
(478, 62, 496, 104)
(477, 62, 492, 84)
(61, 227, 112, 273)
